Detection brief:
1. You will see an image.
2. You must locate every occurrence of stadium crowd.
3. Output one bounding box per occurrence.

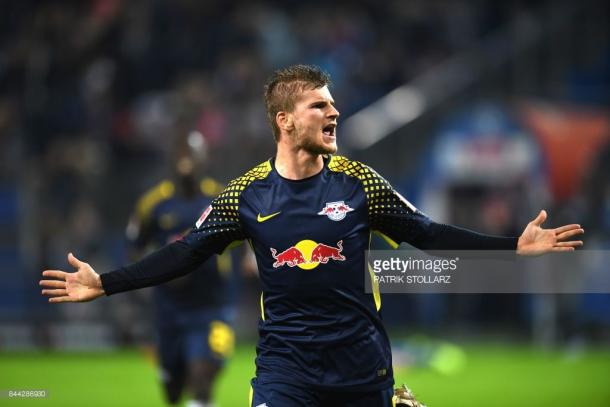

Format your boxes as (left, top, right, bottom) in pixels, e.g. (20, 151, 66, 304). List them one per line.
(0, 0, 531, 283)
(1, 0, 608, 347)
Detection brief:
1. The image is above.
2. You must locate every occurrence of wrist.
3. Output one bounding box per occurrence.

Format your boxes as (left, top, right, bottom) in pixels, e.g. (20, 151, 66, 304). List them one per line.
(94, 273, 105, 295)
(516, 236, 524, 256)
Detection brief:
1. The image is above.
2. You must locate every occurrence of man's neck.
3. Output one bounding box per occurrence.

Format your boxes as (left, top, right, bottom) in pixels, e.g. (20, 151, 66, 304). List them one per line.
(275, 143, 325, 180)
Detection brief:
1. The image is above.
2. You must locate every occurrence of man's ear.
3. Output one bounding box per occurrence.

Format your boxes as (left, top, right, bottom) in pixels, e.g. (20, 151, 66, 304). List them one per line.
(277, 111, 294, 133)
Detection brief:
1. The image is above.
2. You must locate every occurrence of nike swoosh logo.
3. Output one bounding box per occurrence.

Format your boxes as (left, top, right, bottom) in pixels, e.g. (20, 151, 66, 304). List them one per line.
(257, 211, 281, 222)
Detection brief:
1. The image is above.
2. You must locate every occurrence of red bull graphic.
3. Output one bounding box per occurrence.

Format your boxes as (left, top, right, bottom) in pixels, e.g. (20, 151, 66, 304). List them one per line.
(311, 241, 345, 263)
(270, 246, 307, 268)
(317, 201, 354, 221)
(270, 240, 346, 269)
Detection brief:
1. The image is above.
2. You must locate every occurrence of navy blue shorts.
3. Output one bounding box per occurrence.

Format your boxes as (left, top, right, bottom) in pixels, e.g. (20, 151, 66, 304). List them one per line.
(249, 378, 394, 407)
(156, 307, 234, 382)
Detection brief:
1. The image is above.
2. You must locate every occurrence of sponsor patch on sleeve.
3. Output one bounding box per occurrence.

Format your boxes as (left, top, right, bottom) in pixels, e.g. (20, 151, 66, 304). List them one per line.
(195, 205, 213, 228)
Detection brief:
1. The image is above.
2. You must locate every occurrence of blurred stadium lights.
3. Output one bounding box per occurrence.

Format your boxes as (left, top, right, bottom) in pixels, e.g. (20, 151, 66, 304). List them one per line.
(342, 25, 525, 150)
(342, 2, 588, 151)
(342, 85, 426, 150)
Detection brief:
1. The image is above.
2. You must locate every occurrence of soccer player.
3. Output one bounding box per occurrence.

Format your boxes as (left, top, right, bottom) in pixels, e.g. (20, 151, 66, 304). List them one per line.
(41, 65, 584, 407)
(126, 134, 235, 407)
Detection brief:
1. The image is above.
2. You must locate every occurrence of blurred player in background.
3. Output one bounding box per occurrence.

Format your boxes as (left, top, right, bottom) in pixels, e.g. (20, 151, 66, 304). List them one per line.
(126, 132, 235, 407)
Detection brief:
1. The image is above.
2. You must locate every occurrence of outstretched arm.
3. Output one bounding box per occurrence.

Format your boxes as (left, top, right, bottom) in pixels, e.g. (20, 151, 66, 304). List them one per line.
(40, 184, 248, 302)
(358, 162, 584, 253)
(40, 238, 217, 302)
(516, 210, 584, 256)
(40, 253, 105, 303)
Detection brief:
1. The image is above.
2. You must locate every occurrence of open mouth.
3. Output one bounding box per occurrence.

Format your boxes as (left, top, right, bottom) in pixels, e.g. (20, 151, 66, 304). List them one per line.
(322, 123, 336, 137)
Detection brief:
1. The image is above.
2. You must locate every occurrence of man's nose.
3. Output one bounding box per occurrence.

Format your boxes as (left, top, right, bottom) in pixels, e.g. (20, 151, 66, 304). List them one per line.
(328, 105, 340, 119)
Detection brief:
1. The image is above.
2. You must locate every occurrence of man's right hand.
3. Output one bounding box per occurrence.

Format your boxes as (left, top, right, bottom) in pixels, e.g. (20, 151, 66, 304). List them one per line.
(40, 253, 105, 303)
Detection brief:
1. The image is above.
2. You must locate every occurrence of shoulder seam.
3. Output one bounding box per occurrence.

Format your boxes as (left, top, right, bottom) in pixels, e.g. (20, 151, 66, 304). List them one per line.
(328, 156, 395, 220)
(328, 155, 370, 181)
(212, 160, 272, 214)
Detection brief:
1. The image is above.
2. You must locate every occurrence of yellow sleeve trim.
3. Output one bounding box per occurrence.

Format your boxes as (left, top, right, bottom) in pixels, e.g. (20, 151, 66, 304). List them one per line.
(372, 230, 400, 249)
(368, 263, 382, 312)
(260, 292, 265, 321)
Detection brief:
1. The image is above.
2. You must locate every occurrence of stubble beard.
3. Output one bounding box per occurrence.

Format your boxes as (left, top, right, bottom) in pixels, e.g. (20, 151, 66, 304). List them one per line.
(295, 127, 337, 155)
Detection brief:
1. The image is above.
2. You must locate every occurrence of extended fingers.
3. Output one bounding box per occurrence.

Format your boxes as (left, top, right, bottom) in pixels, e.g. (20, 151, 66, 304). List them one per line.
(551, 246, 576, 252)
(41, 289, 67, 296)
(39, 280, 66, 289)
(554, 224, 582, 234)
(42, 270, 68, 280)
(555, 241, 583, 248)
(48, 296, 75, 303)
(556, 228, 585, 241)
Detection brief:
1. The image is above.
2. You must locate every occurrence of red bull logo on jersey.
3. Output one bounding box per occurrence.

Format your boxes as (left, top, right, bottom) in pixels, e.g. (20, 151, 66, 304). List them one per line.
(270, 240, 346, 269)
(317, 201, 354, 221)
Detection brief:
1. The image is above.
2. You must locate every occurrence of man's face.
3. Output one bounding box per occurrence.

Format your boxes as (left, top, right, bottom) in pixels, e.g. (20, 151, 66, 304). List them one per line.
(289, 85, 340, 154)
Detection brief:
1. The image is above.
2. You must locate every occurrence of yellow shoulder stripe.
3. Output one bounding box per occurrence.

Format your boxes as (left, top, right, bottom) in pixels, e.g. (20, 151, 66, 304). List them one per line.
(136, 180, 175, 221)
(212, 160, 272, 219)
(328, 155, 397, 220)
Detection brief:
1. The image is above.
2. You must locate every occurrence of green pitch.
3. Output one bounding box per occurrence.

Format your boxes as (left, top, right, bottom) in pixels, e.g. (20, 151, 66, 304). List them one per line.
(1, 343, 609, 406)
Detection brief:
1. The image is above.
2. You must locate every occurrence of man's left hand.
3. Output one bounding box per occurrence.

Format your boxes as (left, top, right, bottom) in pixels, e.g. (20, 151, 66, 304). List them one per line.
(517, 210, 584, 256)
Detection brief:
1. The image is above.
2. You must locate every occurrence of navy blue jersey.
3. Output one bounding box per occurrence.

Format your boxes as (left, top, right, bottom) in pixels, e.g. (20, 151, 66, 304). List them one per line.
(128, 177, 231, 309)
(103, 155, 516, 390)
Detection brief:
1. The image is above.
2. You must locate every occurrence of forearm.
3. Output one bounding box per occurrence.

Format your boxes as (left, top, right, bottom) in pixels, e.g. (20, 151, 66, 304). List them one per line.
(414, 222, 518, 251)
(100, 240, 205, 295)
